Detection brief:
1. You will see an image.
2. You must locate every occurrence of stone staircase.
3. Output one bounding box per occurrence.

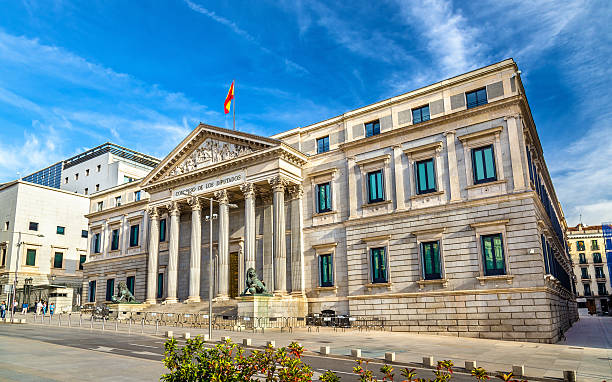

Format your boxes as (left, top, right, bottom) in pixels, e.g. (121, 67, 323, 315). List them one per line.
(140, 299, 238, 316)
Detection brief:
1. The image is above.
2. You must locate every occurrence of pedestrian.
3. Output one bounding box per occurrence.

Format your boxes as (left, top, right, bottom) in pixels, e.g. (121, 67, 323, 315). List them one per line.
(42, 301, 47, 317)
(0, 301, 6, 319)
(49, 303, 55, 316)
(36, 300, 42, 316)
(21, 302, 28, 314)
(13, 300, 18, 315)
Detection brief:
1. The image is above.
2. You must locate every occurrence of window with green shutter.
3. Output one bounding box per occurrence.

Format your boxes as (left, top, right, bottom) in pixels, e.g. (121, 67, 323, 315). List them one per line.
(88, 280, 96, 302)
(367, 170, 384, 203)
(159, 219, 167, 242)
(157, 273, 164, 299)
(111, 229, 120, 251)
(25, 249, 36, 266)
(481, 234, 505, 276)
(79, 255, 86, 270)
(126, 276, 135, 295)
(581, 267, 589, 279)
(421, 241, 441, 280)
(370, 247, 388, 283)
(319, 253, 334, 287)
(129, 225, 139, 247)
(316, 182, 332, 213)
(472, 145, 497, 184)
(106, 279, 114, 301)
(56, 226, 65, 235)
(415, 158, 436, 194)
(93, 233, 101, 254)
(593, 253, 602, 263)
(53, 252, 63, 268)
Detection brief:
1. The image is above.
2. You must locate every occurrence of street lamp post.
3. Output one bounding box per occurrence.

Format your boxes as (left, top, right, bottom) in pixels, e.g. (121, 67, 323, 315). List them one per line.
(9, 231, 44, 322)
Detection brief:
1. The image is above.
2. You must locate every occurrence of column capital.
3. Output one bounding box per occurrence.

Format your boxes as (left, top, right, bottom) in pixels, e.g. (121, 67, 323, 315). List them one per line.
(240, 182, 256, 199)
(214, 189, 229, 204)
(288, 184, 304, 200)
(166, 201, 180, 216)
(187, 196, 201, 211)
(443, 130, 456, 137)
(268, 175, 288, 192)
(146, 206, 159, 218)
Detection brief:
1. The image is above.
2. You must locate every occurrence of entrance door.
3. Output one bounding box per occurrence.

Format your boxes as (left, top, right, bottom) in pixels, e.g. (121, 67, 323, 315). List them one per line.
(586, 299, 596, 315)
(229, 252, 239, 298)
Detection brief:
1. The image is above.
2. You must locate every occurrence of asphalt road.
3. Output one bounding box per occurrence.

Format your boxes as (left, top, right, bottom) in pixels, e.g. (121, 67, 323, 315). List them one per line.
(0, 324, 482, 381)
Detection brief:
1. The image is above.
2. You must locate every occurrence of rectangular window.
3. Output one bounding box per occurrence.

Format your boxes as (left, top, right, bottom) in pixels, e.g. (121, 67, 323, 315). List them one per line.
(472, 145, 497, 184)
(415, 158, 436, 194)
(316, 182, 332, 213)
(593, 253, 602, 263)
(365, 120, 380, 137)
(481, 234, 505, 276)
(97, 165, 101, 172)
(86, 169, 90, 176)
(53, 252, 63, 268)
(4, 221, 8, 231)
(25, 249, 36, 266)
(56, 226, 65, 235)
(29, 222, 39, 231)
(81, 230, 89, 238)
(79, 255, 86, 271)
(581, 267, 589, 279)
(1, 247, 6, 267)
(75, 173, 79, 180)
(111, 229, 120, 251)
(96, 184, 100, 192)
(134, 191, 141, 201)
(126, 276, 135, 296)
(157, 273, 164, 299)
(598, 282, 607, 296)
(316, 136, 330, 154)
(367, 170, 384, 203)
(579, 253, 587, 264)
(319, 253, 334, 287)
(115, 196, 122, 207)
(595, 267, 605, 279)
(583, 283, 591, 296)
(159, 219, 167, 242)
(466, 88, 487, 109)
(370, 247, 388, 283)
(592, 240, 599, 250)
(577, 241, 585, 251)
(421, 241, 441, 280)
(84, 188, 88, 195)
(412, 105, 430, 124)
(64, 177, 68, 184)
(97, 201, 103, 211)
(129, 225, 139, 247)
(89, 280, 97, 302)
(93, 233, 101, 254)
(106, 279, 115, 301)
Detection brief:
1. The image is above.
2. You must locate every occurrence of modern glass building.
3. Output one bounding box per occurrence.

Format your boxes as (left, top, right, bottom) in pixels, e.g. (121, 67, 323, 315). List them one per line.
(22, 161, 63, 189)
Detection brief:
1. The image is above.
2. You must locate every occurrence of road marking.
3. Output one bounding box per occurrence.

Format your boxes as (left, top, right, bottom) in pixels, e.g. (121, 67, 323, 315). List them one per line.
(131, 350, 161, 357)
(91, 346, 114, 352)
(315, 368, 353, 376)
(129, 343, 157, 349)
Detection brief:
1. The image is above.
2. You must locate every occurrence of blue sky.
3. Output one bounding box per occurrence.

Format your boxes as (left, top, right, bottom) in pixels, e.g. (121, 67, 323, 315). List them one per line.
(0, 0, 610, 225)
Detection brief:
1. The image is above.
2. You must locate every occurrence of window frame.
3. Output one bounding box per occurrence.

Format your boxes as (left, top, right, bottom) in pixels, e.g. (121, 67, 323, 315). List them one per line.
(597, 282, 607, 296)
(581, 267, 589, 279)
(595, 266, 605, 279)
(97, 201, 103, 211)
(471, 220, 512, 283)
(79, 254, 86, 271)
(356, 154, 392, 210)
(316, 182, 332, 213)
(316, 136, 330, 154)
(370, 247, 389, 284)
(313, 243, 338, 290)
(318, 253, 334, 287)
(115, 196, 122, 207)
(29, 222, 39, 231)
(129, 224, 140, 247)
(415, 158, 437, 195)
(579, 253, 587, 264)
(88, 280, 97, 302)
(81, 230, 89, 238)
(106, 278, 115, 302)
(583, 282, 592, 296)
(157, 272, 164, 299)
(458, 126, 505, 190)
(134, 191, 141, 201)
(53, 252, 63, 269)
(421, 241, 442, 280)
(56, 226, 65, 235)
(126, 275, 135, 296)
(93, 232, 101, 254)
(411, 104, 431, 124)
(481, 233, 506, 276)
(471, 145, 498, 184)
(25, 248, 36, 266)
(366, 169, 385, 204)
(159, 218, 167, 242)
(365, 120, 381, 137)
(111, 228, 120, 251)
(593, 252, 602, 263)
(465, 87, 488, 109)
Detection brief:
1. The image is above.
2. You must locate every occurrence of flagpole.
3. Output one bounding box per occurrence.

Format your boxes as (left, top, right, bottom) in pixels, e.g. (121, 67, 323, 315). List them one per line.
(233, 79, 236, 131)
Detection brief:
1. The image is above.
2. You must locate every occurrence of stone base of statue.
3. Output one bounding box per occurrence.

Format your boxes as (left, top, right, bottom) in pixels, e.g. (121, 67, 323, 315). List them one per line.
(107, 303, 150, 320)
(237, 294, 308, 319)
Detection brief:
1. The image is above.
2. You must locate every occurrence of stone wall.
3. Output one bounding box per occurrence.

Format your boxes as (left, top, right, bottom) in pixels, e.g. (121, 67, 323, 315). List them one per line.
(82, 254, 147, 303)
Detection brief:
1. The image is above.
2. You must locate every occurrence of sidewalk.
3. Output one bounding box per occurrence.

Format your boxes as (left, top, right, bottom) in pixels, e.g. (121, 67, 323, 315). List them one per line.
(21, 313, 612, 381)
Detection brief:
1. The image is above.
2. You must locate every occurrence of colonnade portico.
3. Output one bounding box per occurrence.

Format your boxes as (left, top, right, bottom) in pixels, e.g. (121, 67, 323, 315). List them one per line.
(144, 175, 306, 305)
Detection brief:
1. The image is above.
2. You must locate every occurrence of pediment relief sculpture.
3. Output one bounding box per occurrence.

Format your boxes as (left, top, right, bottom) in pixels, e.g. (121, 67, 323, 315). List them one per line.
(168, 138, 253, 178)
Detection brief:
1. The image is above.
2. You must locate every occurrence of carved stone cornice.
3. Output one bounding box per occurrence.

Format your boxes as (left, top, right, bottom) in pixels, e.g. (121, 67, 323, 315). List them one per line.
(240, 182, 256, 199)
(187, 196, 201, 211)
(214, 189, 229, 204)
(146, 206, 159, 218)
(288, 184, 304, 200)
(268, 175, 289, 193)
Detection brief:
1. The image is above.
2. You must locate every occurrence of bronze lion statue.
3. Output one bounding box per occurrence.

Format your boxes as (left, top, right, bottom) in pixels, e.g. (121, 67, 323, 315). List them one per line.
(111, 281, 137, 303)
(242, 268, 270, 296)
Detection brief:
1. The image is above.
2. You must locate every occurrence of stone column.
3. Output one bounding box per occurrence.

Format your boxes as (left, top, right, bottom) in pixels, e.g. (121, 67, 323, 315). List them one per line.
(444, 131, 462, 202)
(505, 116, 527, 191)
(165, 201, 180, 304)
(289, 185, 305, 295)
(187, 196, 202, 303)
(240, 183, 256, 272)
(215, 190, 229, 299)
(269, 176, 287, 294)
(145, 207, 160, 304)
(262, 196, 274, 291)
(392, 145, 405, 210)
(347, 157, 358, 218)
(102, 219, 110, 257)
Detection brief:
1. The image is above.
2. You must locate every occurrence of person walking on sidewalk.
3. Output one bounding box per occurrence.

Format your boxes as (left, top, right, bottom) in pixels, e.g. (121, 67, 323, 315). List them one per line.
(21, 302, 28, 314)
(0, 301, 6, 319)
(36, 300, 42, 316)
(49, 303, 55, 316)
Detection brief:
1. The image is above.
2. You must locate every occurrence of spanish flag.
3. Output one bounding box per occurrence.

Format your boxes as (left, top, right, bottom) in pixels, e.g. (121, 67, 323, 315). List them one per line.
(224, 81, 234, 114)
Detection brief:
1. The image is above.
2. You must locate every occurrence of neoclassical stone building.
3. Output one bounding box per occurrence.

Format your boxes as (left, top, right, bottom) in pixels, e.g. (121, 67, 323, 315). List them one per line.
(83, 59, 577, 342)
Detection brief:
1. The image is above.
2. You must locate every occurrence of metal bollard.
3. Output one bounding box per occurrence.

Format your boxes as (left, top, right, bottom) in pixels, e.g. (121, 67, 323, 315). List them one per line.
(128, 318, 132, 334)
(79, 314, 82, 327)
(68, 313, 71, 327)
(320, 346, 330, 355)
(155, 320, 159, 335)
(141, 318, 144, 334)
(115, 320, 118, 331)
(102, 317, 105, 331)
(512, 365, 524, 377)
(423, 356, 434, 367)
(385, 352, 395, 362)
(351, 349, 362, 358)
(90, 316, 93, 329)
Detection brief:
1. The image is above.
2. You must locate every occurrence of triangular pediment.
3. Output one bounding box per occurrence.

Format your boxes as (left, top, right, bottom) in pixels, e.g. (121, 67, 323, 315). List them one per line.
(141, 123, 279, 187)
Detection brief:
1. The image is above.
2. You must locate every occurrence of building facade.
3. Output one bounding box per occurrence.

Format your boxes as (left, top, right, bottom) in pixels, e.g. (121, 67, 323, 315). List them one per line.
(82, 59, 577, 343)
(567, 224, 611, 314)
(0, 181, 90, 308)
